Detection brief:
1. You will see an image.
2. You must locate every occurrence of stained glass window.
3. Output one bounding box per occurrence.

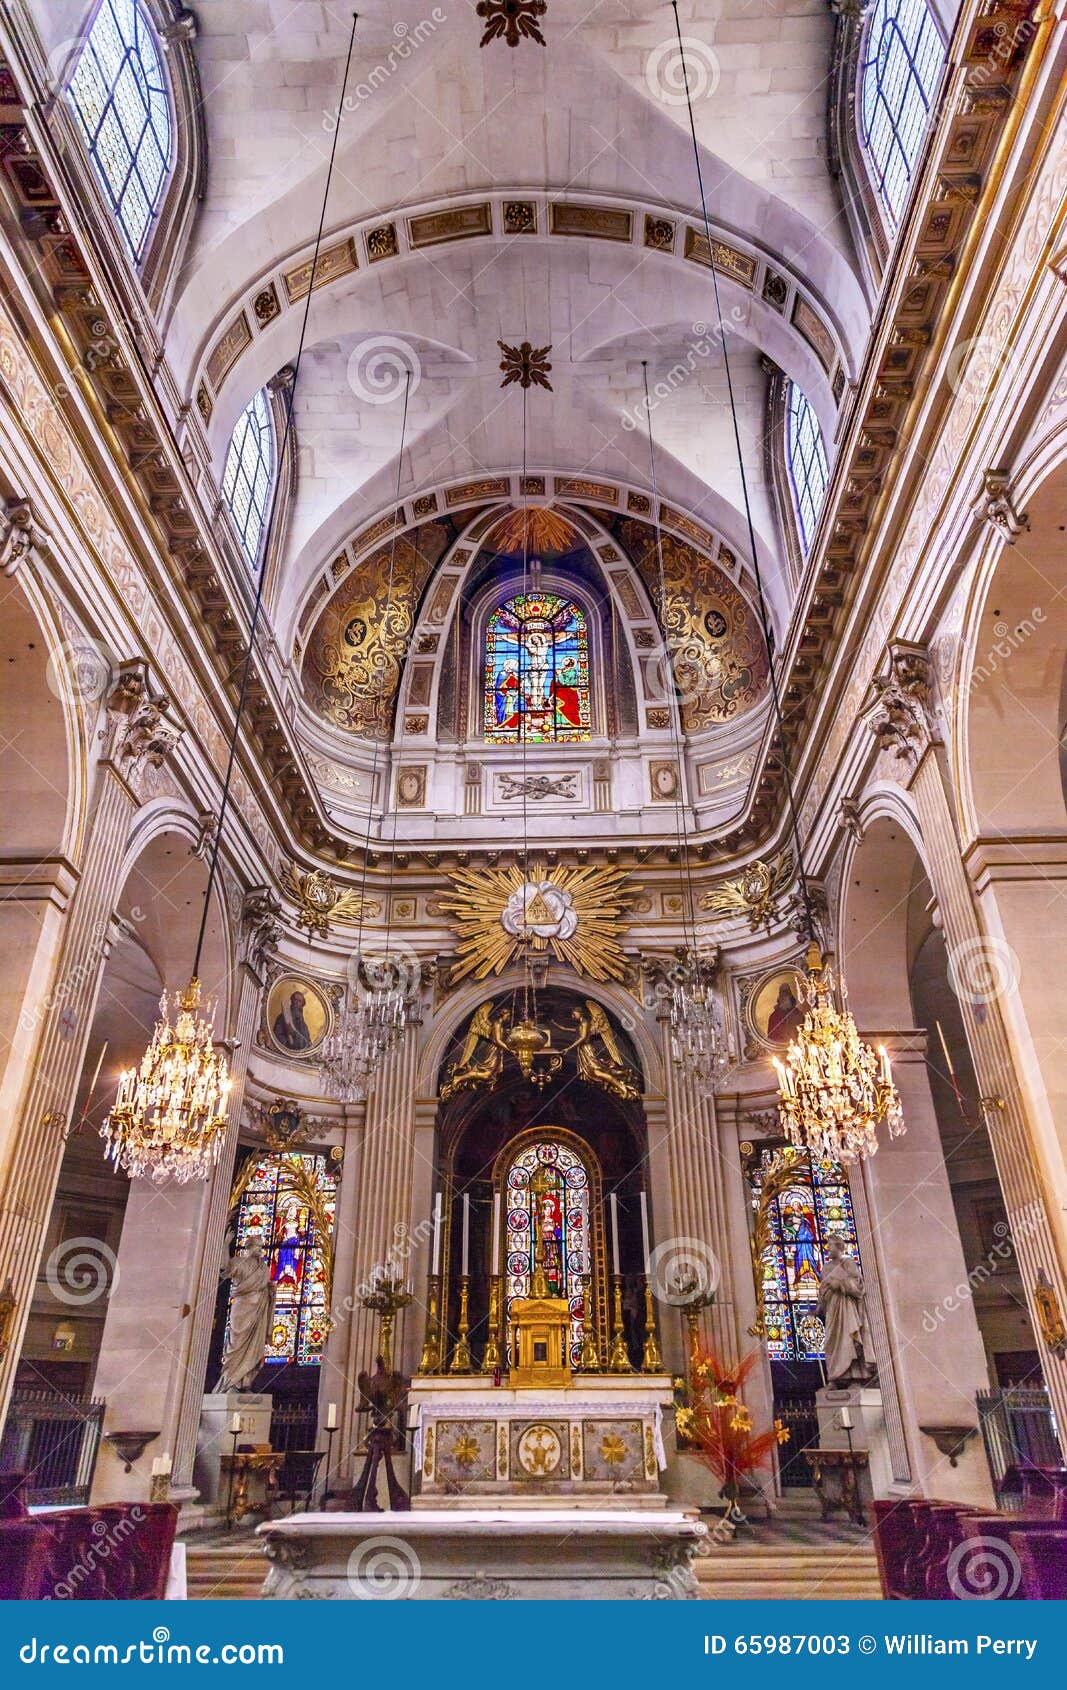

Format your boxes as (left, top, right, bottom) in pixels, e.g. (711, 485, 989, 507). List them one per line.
(860, 0, 945, 229)
(504, 1140, 591, 1367)
(484, 592, 591, 743)
(68, 0, 172, 260)
(748, 1146, 861, 1363)
(786, 382, 829, 554)
(221, 390, 275, 569)
(225, 1153, 336, 1368)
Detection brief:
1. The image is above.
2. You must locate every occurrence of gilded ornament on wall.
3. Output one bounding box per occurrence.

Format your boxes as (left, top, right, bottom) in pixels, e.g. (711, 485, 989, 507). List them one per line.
(617, 518, 768, 732)
(282, 863, 373, 938)
(300, 526, 449, 736)
(438, 858, 630, 982)
(700, 850, 796, 933)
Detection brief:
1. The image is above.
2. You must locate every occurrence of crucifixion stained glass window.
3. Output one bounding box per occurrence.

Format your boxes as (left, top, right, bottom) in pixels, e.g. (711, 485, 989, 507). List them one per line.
(225, 1153, 336, 1367)
(748, 1145, 861, 1363)
(68, 0, 172, 260)
(504, 1140, 590, 1367)
(860, 0, 945, 229)
(222, 390, 275, 569)
(484, 592, 591, 743)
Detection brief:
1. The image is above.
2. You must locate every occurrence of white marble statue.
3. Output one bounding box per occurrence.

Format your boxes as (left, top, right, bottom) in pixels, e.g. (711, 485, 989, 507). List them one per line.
(217, 1236, 275, 1391)
(816, 1236, 875, 1387)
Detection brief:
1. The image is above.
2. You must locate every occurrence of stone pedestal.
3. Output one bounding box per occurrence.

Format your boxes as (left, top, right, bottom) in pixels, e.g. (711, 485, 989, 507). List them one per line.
(815, 1385, 892, 1503)
(258, 1508, 707, 1598)
(194, 1392, 272, 1508)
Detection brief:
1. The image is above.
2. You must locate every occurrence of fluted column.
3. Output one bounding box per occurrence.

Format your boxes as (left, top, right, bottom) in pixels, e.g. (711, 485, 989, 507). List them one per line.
(0, 665, 181, 1417)
(320, 1108, 363, 1482)
(912, 742, 1067, 1438)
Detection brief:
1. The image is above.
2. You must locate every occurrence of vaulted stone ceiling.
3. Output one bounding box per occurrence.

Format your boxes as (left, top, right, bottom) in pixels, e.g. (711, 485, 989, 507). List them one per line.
(30, 0, 873, 640)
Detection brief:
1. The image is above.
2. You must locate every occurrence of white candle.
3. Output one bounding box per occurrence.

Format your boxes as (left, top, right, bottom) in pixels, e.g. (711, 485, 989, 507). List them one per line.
(461, 1192, 470, 1278)
(150, 1457, 160, 1477)
(230, 1412, 241, 1434)
(639, 1190, 651, 1275)
(878, 1045, 890, 1083)
(326, 1402, 337, 1430)
(839, 1406, 853, 1430)
(609, 1192, 621, 1277)
(431, 1190, 442, 1276)
(491, 1192, 501, 1274)
(159, 1452, 171, 1476)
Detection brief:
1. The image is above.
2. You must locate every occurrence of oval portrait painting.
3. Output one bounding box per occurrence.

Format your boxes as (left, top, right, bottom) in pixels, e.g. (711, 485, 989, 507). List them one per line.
(747, 965, 808, 1051)
(265, 975, 331, 1058)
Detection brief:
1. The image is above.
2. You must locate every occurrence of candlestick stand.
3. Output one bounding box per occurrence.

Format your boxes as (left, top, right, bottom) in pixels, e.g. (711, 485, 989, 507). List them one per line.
(149, 1472, 171, 1504)
(449, 1274, 473, 1373)
(321, 1423, 338, 1504)
(607, 1276, 634, 1373)
(641, 1281, 663, 1373)
(481, 1275, 503, 1374)
(416, 1275, 442, 1374)
(224, 1427, 240, 1530)
(360, 1274, 412, 1372)
(578, 1273, 601, 1370)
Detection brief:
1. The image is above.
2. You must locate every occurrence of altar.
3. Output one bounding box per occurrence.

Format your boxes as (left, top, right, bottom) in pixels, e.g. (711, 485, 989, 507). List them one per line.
(409, 1375, 675, 1504)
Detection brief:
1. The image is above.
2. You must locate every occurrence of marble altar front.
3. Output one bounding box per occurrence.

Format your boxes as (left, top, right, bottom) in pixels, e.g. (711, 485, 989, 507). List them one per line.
(408, 1376, 674, 1503)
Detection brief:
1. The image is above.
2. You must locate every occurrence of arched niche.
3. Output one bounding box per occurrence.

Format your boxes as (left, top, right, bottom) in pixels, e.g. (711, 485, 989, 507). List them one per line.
(0, 575, 78, 859)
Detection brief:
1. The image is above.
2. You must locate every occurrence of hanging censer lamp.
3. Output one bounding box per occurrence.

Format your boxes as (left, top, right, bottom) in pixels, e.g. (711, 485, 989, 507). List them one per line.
(101, 23, 363, 1181)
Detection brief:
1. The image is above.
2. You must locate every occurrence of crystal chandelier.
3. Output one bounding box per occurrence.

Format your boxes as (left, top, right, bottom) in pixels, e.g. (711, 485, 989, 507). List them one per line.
(666, 950, 735, 1088)
(319, 955, 408, 1102)
(772, 945, 904, 1163)
(102, 979, 231, 1183)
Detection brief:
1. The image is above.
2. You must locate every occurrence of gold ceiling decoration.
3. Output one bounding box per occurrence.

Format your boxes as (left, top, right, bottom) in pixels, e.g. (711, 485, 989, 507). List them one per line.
(617, 518, 768, 732)
(283, 863, 370, 938)
(301, 525, 449, 736)
(439, 858, 630, 982)
(441, 996, 639, 1100)
(478, 0, 547, 48)
(498, 339, 553, 390)
(700, 849, 795, 933)
(484, 506, 579, 555)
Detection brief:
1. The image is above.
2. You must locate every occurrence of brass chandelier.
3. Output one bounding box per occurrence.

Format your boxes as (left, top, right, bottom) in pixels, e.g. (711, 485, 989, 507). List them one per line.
(772, 945, 904, 1165)
(672, 17, 904, 1160)
(101, 23, 361, 1180)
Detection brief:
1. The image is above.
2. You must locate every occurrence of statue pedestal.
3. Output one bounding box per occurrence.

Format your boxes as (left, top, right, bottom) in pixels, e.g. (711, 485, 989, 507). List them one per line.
(814, 1384, 891, 1503)
(194, 1392, 273, 1508)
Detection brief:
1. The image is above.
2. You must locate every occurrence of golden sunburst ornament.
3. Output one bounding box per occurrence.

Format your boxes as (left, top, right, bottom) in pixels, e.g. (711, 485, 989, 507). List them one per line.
(485, 506, 578, 554)
(439, 858, 630, 982)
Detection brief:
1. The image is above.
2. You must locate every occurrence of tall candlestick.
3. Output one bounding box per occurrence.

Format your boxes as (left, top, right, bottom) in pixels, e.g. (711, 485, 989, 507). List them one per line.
(461, 1192, 470, 1277)
(325, 1401, 337, 1430)
(609, 1192, 621, 1277)
(639, 1190, 651, 1275)
(431, 1190, 442, 1275)
(935, 1018, 954, 1076)
(491, 1191, 501, 1273)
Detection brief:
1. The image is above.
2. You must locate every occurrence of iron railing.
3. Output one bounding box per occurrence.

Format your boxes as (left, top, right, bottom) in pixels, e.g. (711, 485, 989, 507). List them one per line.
(0, 1389, 105, 1505)
(268, 1401, 319, 1456)
(774, 1395, 820, 1488)
(976, 1385, 1061, 1502)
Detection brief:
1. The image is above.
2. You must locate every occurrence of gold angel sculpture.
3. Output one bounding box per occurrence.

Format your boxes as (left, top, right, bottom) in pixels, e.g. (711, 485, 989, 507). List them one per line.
(439, 1002, 511, 1101)
(569, 1000, 640, 1100)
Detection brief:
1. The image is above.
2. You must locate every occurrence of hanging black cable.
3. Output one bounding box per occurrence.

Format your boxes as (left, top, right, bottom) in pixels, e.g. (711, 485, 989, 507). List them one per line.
(669, 1, 816, 943)
(192, 13, 361, 980)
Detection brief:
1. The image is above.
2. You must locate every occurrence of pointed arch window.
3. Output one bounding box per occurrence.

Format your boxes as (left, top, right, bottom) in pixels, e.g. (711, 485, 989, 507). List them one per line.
(785, 382, 829, 554)
(222, 390, 276, 569)
(67, 0, 173, 260)
(484, 592, 591, 743)
(859, 0, 945, 230)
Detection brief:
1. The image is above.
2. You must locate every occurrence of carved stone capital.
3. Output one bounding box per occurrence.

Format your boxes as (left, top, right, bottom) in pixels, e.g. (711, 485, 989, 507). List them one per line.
(864, 642, 938, 763)
(979, 468, 1030, 543)
(103, 660, 184, 772)
(240, 884, 281, 973)
(159, 5, 198, 48)
(837, 796, 864, 842)
(0, 499, 45, 575)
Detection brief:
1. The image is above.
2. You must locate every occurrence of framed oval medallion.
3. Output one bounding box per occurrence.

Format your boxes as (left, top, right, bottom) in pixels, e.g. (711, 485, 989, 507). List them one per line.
(265, 974, 332, 1058)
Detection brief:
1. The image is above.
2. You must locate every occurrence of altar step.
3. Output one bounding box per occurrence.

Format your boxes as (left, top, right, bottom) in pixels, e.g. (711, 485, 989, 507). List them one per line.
(185, 1543, 269, 1600)
(696, 1544, 882, 1601)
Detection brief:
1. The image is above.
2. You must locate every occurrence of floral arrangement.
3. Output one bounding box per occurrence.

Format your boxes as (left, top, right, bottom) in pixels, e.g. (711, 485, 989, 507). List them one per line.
(675, 1343, 789, 1516)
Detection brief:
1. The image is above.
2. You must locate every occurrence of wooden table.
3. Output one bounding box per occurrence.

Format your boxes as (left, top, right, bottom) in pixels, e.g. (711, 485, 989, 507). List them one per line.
(803, 1447, 870, 1527)
(220, 1451, 285, 1523)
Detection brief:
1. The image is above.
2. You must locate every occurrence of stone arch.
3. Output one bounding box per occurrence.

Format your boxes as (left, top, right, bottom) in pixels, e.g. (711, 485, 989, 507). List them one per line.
(0, 568, 82, 863)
